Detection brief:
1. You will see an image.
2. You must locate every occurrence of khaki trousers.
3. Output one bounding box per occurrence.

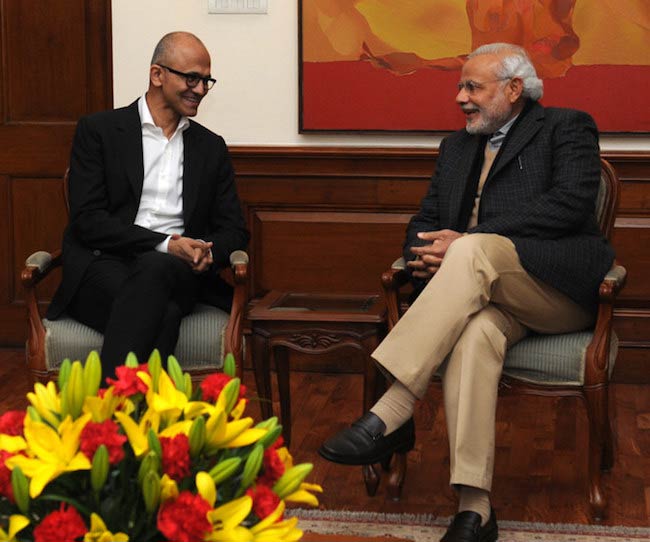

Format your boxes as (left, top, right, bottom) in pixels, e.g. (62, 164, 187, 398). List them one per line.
(372, 234, 593, 491)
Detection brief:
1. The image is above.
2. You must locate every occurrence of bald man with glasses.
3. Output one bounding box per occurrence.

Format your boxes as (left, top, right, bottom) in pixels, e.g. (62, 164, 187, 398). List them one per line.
(48, 32, 249, 377)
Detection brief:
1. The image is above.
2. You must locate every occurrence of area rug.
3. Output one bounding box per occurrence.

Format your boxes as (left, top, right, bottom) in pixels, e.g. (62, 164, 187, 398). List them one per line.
(289, 510, 650, 542)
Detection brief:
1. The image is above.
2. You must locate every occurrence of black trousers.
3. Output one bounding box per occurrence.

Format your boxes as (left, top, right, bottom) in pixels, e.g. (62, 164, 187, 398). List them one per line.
(68, 251, 200, 377)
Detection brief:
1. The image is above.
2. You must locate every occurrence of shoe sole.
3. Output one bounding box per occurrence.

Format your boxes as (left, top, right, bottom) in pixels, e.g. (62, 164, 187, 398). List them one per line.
(318, 437, 415, 466)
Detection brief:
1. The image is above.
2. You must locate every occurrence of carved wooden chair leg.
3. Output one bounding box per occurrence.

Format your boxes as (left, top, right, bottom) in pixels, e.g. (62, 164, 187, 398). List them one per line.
(585, 388, 607, 521)
(600, 392, 615, 472)
(362, 464, 380, 496)
(386, 451, 408, 501)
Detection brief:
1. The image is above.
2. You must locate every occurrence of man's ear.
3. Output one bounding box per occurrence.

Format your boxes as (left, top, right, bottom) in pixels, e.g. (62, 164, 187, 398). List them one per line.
(150, 64, 164, 88)
(507, 77, 524, 103)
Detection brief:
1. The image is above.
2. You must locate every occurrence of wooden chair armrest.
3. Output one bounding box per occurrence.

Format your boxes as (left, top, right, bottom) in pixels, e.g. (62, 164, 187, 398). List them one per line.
(21, 249, 63, 288)
(381, 257, 411, 330)
(229, 249, 249, 285)
(599, 263, 626, 302)
(584, 263, 627, 386)
(224, 250, 249, 378)
(381, 257, 410, 291)
(22, 249, 62, 380)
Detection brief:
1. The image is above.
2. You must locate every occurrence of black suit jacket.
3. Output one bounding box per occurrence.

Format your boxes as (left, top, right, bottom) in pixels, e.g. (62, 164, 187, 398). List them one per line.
(405, 102, 615, 311)
(48, 100, 249, 318)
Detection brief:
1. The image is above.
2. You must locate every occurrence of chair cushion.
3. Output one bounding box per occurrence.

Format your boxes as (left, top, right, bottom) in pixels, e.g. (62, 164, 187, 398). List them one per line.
(502, 330, 619, 386)
(42, 303, 229, 372)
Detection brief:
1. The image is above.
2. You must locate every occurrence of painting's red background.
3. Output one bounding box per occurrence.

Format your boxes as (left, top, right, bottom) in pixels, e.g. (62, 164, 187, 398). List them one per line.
(301, 61, 650, 133)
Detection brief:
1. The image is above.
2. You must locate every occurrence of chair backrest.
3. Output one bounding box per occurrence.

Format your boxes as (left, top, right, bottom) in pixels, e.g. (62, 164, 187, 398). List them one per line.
(596, 158, 619, 240)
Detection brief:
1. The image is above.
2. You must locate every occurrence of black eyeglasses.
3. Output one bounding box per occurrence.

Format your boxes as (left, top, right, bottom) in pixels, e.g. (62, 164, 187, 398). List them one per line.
(158, 64, 216, 90)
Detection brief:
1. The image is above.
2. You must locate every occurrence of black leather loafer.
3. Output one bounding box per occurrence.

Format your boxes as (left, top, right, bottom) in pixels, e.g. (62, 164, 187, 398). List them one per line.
(318, 412, 415, 465)
(440, 508, 498, 542)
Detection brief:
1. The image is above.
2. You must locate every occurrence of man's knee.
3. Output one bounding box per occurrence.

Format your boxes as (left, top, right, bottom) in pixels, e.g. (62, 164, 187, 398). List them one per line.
(131, 251, 190, 283)
(443, 234, 518, 273)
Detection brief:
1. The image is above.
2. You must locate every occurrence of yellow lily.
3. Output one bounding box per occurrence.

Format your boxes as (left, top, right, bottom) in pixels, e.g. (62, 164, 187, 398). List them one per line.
(0, 514, 29, 542)
(83, 387, 131, 422)
(159, 474, 179, 503)
(250, 502, 303, 542)
(158, 419, 192, 439)
(183, 400, 214, 420)
(113, 408, 160, 458)
(206, 495, 253, 541)
(6, 414, 92, 498)
(26, 381, 61, 428)
(84, 513, 129, 542)
(285, 482, 323, 507)
(141, 370, 187, 425)
(0, 435, 26, 454)
(205, 411, 266, 453)
(196, 471, 216, 507)
(230, 398, 247, 420)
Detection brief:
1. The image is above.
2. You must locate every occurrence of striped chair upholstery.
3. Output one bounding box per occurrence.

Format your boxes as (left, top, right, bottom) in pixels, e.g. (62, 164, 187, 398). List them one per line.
(502, 330, 617, 386)
(41, 303, 230, 372)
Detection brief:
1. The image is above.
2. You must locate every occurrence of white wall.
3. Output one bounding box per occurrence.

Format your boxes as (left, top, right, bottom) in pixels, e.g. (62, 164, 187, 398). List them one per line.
(112, 0, 649, 151)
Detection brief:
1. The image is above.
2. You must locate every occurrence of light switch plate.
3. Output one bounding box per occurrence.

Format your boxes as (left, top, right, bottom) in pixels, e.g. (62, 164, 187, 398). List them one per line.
(208, 0, 268, 14)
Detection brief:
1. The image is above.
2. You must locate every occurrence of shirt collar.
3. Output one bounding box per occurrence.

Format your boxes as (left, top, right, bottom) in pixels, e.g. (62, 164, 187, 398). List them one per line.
(488, 113, 519, 150)
(138, 94, 190, 135)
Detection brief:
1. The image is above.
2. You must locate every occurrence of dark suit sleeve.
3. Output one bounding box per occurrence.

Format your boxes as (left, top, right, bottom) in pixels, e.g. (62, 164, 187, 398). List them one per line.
(402, 138, 445, 263)
(198, 140, 249, 269)
(470, 110, 601, 239)
(67, 115, 166, 253)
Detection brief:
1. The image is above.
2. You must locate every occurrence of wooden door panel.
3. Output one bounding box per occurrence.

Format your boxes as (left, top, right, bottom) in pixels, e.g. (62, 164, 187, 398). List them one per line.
(12, 178, 67, 301)
(0, 0, 112, 344)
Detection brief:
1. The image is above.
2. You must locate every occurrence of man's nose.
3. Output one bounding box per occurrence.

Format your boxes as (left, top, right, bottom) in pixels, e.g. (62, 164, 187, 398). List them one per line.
(456, 87, 469, 104)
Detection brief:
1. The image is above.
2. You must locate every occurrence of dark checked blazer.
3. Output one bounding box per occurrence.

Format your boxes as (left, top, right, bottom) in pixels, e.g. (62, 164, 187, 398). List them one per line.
(47, 99, 249, 318)
(404, 100, 615, 311)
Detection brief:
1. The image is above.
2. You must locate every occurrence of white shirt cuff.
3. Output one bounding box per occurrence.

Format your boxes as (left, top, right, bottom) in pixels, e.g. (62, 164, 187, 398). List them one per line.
(155, 235, 171, 253)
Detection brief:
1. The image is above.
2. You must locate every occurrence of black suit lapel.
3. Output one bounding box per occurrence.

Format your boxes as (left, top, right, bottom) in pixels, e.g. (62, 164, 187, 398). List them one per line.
(488, 101, 544, 181)
(118, 100, 145, 199)
(182, 123, 201, 227)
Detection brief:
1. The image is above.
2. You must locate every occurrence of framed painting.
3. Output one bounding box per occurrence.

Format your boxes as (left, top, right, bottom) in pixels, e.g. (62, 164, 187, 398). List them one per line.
(299, 0, 650, 133)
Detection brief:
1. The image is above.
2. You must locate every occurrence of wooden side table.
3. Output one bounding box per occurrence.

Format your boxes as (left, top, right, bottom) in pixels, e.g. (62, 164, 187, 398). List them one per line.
(248, 291, 387, 446)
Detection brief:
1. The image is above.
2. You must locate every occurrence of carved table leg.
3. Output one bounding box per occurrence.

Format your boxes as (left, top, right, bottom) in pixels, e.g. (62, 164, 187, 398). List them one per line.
(274, 345, 292, 447)
(252, 331, 273, 420)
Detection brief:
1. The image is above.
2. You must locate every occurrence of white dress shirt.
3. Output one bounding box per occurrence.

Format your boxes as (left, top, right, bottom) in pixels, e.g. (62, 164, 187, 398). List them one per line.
(134, 95, 189, 253)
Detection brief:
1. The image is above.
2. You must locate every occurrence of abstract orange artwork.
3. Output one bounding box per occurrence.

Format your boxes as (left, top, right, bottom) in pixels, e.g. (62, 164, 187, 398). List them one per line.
(300, 0, 650, 132)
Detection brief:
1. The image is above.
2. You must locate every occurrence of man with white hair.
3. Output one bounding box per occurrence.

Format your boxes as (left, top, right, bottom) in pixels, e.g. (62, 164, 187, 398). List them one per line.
(320, 43, 615, 542)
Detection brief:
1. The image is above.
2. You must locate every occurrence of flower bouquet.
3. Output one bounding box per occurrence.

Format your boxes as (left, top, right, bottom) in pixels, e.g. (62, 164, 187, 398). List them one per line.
(0, 351, 322, 541)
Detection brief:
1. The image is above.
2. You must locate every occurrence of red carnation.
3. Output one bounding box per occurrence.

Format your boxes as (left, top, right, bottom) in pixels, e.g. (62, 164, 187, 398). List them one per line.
(80, 419, 127, 464)
(160, 434, 191, 481)
(200, 373, 247, 403)
(246, 484, 282, 521)
(157, 491, 211, 542)
(258, 446, 285, 486)
(106, 364, 149, 396)
(0, 450, 15, 502)
(0, 410, 25, 436)
(33, 503, 87, 542)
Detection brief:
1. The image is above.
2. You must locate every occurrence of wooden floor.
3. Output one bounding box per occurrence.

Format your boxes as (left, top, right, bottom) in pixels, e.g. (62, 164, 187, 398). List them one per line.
(2, 348, 650, 527)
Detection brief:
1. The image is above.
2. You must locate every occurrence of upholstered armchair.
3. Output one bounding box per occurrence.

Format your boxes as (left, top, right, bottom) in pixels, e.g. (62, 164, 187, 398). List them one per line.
(21, 172, 249, 384)
(376, 158, 625, 521)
